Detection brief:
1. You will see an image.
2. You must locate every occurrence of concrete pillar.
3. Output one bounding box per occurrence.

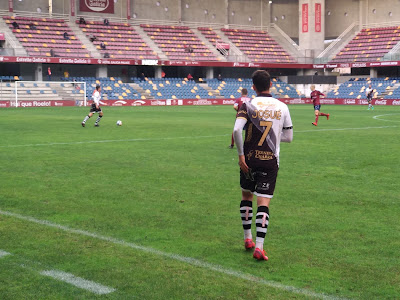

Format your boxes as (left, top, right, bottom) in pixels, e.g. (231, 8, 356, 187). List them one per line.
(35, 63, 43, 81)
(370, 68, 378, 78)
(298, 0, 325, 57)
(96, 65, 107, 78)
(155, 66, 162, 78)
(297, 69, 305, 76)
(206, 67, 214, 79)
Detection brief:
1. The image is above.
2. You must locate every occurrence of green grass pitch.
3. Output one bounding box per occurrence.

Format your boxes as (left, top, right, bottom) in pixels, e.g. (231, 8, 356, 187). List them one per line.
(0, 105, 399, 299)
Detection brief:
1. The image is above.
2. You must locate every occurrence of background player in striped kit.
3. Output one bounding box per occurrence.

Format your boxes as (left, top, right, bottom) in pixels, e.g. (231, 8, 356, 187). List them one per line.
(233, 70, 293, 261)
(365, 84, 375, 110)
(81, 85, 104, 127)
(229, 88, 251, 148)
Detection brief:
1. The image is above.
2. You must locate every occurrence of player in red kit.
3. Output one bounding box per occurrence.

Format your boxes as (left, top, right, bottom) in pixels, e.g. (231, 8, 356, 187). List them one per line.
(229, 88, 251, 148)
(310, 85, 329, 126)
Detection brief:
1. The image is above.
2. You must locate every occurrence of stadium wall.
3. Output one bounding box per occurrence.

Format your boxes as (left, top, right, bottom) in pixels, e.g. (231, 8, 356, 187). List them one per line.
(325, 0, 359, 38)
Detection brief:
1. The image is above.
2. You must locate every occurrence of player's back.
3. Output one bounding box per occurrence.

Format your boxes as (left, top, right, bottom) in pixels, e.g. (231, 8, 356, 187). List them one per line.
(243, 94, 291, 163)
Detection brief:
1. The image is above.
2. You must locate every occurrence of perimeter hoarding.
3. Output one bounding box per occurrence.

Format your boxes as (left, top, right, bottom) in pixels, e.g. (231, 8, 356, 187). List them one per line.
(2, 98, 400, 108)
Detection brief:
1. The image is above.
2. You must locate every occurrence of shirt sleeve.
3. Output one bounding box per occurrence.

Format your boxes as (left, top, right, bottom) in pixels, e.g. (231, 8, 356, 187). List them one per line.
(236, 102, 248, 120)
(233, 118, 247, 156)
(281, 106, 293, 143)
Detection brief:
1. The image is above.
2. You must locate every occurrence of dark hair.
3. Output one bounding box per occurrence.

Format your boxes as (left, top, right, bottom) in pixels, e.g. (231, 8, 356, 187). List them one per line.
(241, 88, 248, 95)
(96, 85, 101, 90)
(252, 70, 271, 93)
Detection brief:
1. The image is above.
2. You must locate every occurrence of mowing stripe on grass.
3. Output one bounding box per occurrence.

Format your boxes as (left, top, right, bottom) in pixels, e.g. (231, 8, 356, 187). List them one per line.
(0, 134, 230, 148)
(296, 125, 397, 133)
(0, 250, 11, 258)
(0, 125, 397, 148)
(0, 209, 347, 300)
(40, 270, 116, 295)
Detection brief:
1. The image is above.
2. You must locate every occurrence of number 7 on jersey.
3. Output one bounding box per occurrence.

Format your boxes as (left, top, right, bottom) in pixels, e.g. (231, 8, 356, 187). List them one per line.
(258, 121, 273, 146)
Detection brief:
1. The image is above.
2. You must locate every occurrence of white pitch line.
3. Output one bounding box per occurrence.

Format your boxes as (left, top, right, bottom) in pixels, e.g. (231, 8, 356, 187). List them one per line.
(40, 270, 116, 295)
(0, 134, 230, 148)
(0, 210, 346, 300)
(0, 250, 11, 258)
(372, 113, 400, 123)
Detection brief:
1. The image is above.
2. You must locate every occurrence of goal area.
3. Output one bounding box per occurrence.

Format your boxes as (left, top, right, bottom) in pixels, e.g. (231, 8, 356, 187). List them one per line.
(0, 81, 87, 107)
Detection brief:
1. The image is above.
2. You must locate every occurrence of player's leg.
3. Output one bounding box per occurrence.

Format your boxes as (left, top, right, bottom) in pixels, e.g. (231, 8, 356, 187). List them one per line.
(239, 170, 256, 250)
(252, 164, 278, 261)
(82, 112, 93, 127)
(230, 133, 235, 148)
(94, 111, 103, 126)
(312, 109, 319, 126)
(318, 106, 329, 119)
(253, 196, 271, 261)
(240, 190, 255, 249)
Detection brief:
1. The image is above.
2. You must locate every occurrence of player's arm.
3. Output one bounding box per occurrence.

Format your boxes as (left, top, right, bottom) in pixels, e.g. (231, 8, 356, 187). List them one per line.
(319, 91, 325, 98)
(281, 108, 293, 143)
(233, 117, 249, 173)
(233, 103, 239, 111)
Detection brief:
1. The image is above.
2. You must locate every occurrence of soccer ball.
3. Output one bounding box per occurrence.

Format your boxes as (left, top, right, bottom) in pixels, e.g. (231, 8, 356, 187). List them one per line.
(116, 120, 122, 126)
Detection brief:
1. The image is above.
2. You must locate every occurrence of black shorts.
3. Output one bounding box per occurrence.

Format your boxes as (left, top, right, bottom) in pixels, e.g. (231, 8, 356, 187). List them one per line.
(240, 159, 279, 198)
(314, 105, 321, 111)
(90, 103, 102, 113)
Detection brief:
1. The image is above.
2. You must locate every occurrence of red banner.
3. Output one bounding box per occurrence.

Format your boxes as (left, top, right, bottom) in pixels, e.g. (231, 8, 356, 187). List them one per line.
(302, 3, 308, 33)
(315, 3, 321, 32)
(127, 0, 131, 20)
(8, 0, 13, 12)
(3, 98, 400, 109)
(71, 0, 75, 16)
(79, 0, 114, 14)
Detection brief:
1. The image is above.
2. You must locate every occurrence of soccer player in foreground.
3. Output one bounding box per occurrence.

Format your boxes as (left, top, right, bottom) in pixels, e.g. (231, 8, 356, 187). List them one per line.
(233, 70, 293, 261)
(229, 88, 251, 148)
(81, 85, 103, 127)
(365, 84, 374, 110)
(310, 85, 329, 126)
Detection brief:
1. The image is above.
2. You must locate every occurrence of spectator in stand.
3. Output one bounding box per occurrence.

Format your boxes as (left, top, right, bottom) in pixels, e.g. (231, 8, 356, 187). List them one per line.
(47, 67, 52, 81)
(79, 17, 87, 25)
(161, 70, 166, 78)
(217, 74, 223, 81)
(63, 31, 69, 40)
(104, 18, 109, 26)
(104, 52, 110, 58)
(12, 21, 19, 29)
(187, 73, 194, 81)
(89, 34, 97, 42)
(29, 23, 37, 30)
(185, 45, 193, 53)
(50, 48, 55, 57)
(64, 70, 70, 79)
(100, 41, 106, 50)
(140, 72, 145, 81)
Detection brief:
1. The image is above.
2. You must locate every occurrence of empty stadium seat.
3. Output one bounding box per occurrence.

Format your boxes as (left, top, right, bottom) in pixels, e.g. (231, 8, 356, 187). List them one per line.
(4, 16, 91, 58)
(331, 27, 400, 63)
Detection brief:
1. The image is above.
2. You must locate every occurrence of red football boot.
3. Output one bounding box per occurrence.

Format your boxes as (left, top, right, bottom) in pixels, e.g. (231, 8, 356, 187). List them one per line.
(244, 239, 255, 250)
(253, 248, 268, 261)
(312, 122, 318, 126)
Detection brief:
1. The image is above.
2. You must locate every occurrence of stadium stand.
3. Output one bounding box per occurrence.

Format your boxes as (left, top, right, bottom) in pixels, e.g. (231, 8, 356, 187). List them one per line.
(3, 16, 91, 58)
(0, 81, 77, 101)
(326, 77, 399, 99)
(220, 28, 296, 63)
(207, 78, 303, 99)
(64, 77, 142, 100)
(131, 77, 212, 99)
(76, 20, 158, 60)
(330, 27, 400, 63)
(198, 27, 222, 47)
(140, 24, 219, 61)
